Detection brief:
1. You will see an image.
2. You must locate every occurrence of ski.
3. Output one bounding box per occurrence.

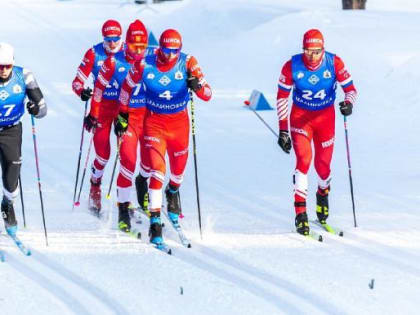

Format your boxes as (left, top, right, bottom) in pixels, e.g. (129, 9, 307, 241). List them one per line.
(0, 249, 5, 262)
(7, 233, 32, 256)
(305, 230, 323, 242)
(119, 226, 142, 240)
(118, 223, 172, 255)
(162, 210, 191, 248)
(311, 220, 344, 237)
(153, 242, 172, 255)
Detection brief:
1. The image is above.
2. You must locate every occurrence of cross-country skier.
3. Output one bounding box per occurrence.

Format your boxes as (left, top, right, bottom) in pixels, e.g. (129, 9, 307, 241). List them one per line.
(90, 19, 152, 231)
(118, 29, 212, 245)
(0, 43, 47, 235)
(71, 20, 124, 212)
(276, 29, 357, 236)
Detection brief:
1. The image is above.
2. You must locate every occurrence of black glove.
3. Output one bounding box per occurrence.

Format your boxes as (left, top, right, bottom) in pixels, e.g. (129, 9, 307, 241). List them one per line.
(114, 112, 129, 137)
(84, 114, 98, 133)
(278, 130, 291, 154)
(187, 74, 201, 92)
(339, 101, 352, 116)
(80, 87, 93, 102)
(26, 101, 40, 116)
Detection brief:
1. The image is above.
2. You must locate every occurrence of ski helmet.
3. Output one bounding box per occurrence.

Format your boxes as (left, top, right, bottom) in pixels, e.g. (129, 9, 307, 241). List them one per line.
(159, 29, 182, 50)
(102, 19, 122, 38)
(0, 43, 14, 65)
(303, 29, 324, 49)
(125, 20, 148, 58)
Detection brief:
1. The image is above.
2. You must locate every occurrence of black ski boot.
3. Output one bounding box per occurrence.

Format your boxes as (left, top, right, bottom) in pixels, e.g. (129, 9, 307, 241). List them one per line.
(1, 196, 17, 235)
(295, 212, 310, 236)
(316, 187, 330, 224)
(118, 202, 131, 232)
(165, 184, 181, 226)
(135, 174, 149, 213)
(149, 212, 163, 245)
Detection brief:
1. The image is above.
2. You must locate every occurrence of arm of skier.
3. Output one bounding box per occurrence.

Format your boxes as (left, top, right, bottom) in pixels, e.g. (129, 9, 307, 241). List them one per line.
(89, 56, 116, 118)
(72, 48, 95, 99)
(118, 60, 145, 113)
(334, 55, 357, 116)
(186, 55, 212, 101)
(24, 68, 47, 118)
(277, 60, 293, 132)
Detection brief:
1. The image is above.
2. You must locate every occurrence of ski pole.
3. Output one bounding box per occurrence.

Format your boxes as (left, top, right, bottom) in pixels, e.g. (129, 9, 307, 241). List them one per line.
(72, 100, 89, 210)
(75, 136, 93, 206)
(106, 138, 122, 199)
(189, 91, 203, 239)
(245, 102, 278, 138)
(18, 175, 26, 228)
(343, 116, 357, 227)
(31, 115, 48, 246)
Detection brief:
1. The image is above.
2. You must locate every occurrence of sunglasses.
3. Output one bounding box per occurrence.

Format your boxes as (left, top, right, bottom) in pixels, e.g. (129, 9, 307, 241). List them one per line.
(161, 47, 180, 55)
(0, 64, 13, 70)
(104, 36, 121, 43)
(303, 48, 323, 56)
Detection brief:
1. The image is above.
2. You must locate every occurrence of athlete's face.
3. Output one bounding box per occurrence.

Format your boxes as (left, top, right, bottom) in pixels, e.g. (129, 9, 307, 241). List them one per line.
(303, 48, 324, 64)
(127, 42, 146, 56)
(0, 64, 13, 79)
(104, 36, 122, 51)
(161, 47, 180, 62)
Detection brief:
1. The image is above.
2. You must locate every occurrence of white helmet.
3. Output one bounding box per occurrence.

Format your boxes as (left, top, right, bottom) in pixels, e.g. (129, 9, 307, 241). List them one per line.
(0, 43, 14, 65)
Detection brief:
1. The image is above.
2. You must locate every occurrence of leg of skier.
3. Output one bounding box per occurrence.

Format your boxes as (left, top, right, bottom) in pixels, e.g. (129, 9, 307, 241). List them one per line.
(165, 113, 190, 226)
(313, 106, 335, 224)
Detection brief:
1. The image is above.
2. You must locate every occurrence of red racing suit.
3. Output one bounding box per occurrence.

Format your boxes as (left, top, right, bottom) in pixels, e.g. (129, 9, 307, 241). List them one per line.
(90, 49, 150, 202)
(277, 52, 357, 214)
(118, 51, 211, 210)
(72, 42, 124, 183)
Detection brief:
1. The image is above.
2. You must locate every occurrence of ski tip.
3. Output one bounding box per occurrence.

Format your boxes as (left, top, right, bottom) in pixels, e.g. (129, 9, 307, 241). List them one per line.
(187, 243, 192, 248)
(318, 235, 323, 242)
(168, 249, 172, 255)
(137, 232, 141, 239)
(339, 231, 344, 237)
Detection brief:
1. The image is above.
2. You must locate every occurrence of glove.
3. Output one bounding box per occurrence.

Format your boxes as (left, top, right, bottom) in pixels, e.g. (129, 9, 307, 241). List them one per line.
(114, 112, 129, 137)
(80, 87, 93, 102)
(26, 101, 40, 116)
(187, 74, 201, 92)
(84, 114, 98, 133)
(339, 101, 352, 116)
(278, 130, 291, 154)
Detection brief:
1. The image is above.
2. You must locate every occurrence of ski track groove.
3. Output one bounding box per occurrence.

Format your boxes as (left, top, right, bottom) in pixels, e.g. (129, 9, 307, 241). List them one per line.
(193, 244, 347, 315)
(31, 249, 131, 315)
(315, 230, 420, 278)
(6, 254, 92, 315)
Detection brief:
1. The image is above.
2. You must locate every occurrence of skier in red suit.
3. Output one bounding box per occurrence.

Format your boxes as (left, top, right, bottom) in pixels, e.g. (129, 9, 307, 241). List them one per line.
(118, 29, 211, 245)
(72, 20, 124, 212)
(276, 29, 357, 235)
(90, 19, 151, 230)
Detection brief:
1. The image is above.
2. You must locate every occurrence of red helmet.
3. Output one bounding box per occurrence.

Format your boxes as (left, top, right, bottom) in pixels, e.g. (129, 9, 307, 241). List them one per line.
(126, 20, 148, 45)
(303, 29, 324, 49)
(159, 29, 182, 50)
(102, 20, 122, 38)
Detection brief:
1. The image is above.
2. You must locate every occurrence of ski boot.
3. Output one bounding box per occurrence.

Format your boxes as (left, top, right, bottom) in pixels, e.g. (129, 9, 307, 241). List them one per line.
(89, 179, 101, 214)
(149, 212, 163, 245)
(1, 196, 17, 236)
(118, 202, 131, 233)
(316, 186, 330, 224)
(165, 184, 181, 227)
(295, 212, 309, 236)
(135, 174, 149, 215)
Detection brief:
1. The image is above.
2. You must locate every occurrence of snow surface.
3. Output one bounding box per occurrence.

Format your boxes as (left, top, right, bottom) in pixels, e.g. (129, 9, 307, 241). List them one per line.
(1, 0, 420, 314)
